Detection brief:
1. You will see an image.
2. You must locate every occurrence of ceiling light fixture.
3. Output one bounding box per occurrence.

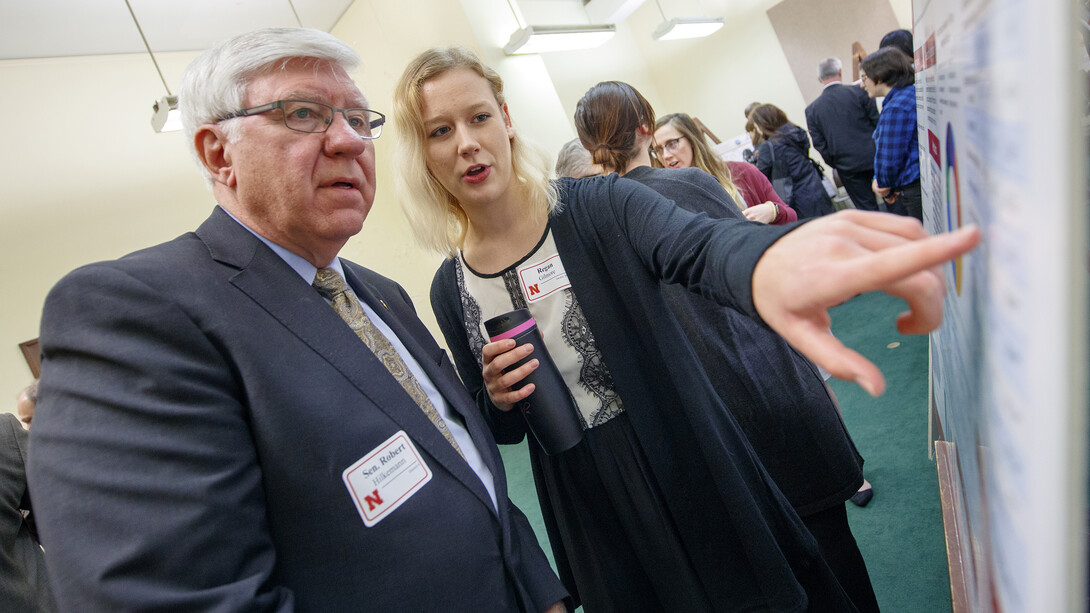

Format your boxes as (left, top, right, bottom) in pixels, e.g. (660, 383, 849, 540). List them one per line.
(504, 24, 617, 54)
(124, 0, 181, 133)
(653, 17, 724, 40)
(651, 0, 723, 41)
(501, 0, 615, 55)
(151, 96, 181, 132)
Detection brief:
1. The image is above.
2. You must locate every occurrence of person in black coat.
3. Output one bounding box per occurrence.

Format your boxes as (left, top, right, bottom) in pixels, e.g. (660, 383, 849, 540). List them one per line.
(577, 80, 881, 613)
(2, 387, 57, 613)
(805, 57, 880, 211)
(393, 44, 984, 611)
(751, 103, 835, 219)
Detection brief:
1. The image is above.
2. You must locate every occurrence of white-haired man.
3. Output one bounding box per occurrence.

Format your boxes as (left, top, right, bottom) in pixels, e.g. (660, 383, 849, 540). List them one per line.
(28, 28, 568, 612)
(805, 57, 881, 211)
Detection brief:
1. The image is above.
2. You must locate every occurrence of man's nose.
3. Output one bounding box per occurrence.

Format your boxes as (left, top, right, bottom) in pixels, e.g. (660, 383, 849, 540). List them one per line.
(324, 112, 367, 155)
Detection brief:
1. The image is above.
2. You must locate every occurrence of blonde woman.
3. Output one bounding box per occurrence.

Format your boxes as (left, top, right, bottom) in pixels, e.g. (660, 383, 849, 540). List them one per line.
(653, 112, 796, 225)
(392, 46, 976, 612)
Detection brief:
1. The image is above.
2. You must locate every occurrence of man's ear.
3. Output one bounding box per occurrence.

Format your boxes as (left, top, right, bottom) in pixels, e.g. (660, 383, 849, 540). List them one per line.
(194, 125, 236, 187)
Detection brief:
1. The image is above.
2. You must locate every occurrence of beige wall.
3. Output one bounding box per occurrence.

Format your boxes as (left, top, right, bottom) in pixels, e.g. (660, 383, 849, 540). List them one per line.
(0, 51, 209, 408)
(0, 0, 912, 407)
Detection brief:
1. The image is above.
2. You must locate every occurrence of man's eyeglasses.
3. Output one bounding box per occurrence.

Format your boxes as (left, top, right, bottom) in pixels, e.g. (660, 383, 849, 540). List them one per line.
(219, 100, 385, 139)
(651, 136, 687, 158)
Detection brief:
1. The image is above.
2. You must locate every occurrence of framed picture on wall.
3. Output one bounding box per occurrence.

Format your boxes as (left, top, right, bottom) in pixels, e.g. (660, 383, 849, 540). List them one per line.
(19, 338, 40, 379)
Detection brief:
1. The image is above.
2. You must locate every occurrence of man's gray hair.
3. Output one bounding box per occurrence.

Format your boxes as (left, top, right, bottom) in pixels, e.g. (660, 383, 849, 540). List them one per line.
(20, 379, 39, 404)
(817, 57, 842, 81)
(178, 27, 360, 187)
(555, 139, 596, 179)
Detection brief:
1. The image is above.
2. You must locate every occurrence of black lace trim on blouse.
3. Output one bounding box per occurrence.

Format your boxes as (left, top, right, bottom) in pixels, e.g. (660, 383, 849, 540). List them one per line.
(456, 225, 623, 429)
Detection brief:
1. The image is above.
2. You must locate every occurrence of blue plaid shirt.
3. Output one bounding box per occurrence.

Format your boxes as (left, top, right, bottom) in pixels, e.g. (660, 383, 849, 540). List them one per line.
(872, 84, 920, 190)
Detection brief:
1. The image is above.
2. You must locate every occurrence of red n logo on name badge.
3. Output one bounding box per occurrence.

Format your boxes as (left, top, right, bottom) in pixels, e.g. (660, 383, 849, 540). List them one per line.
(364, 489, 384, 511)
(527, 284, 540, 296)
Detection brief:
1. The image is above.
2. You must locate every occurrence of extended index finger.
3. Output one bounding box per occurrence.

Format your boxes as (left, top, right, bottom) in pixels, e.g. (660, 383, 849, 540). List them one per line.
(839, 225, 979, 299)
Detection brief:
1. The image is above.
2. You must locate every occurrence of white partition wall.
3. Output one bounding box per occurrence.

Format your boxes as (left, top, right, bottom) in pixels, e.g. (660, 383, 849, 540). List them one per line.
(922, 0, 1089, 610)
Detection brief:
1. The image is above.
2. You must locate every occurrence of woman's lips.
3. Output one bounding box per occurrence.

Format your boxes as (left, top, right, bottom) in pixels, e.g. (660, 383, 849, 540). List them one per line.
(463, 165, 490, 184)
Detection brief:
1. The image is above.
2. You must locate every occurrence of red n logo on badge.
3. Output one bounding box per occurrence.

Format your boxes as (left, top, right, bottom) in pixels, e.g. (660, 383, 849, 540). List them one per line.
(527, 284, 540, 296)
(364, 489, 384, 511)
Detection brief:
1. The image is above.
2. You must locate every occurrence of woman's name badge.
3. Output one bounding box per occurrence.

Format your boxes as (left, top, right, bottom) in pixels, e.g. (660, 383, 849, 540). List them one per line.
(517, 254, 571, 303)
(343, 431, 432, 527)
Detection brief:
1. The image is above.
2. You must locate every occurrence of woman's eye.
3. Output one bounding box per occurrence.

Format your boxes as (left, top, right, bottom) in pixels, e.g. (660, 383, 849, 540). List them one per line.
(429, 126, 450, 138)
(473, 113, 490, 123)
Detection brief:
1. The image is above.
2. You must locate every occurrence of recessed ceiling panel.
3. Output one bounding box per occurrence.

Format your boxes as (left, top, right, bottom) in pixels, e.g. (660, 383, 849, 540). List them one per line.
(0, 0, 353, 60)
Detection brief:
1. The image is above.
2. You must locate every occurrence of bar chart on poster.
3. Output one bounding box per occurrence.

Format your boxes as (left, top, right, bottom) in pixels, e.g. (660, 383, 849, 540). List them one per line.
(919, 0, 1088, 611)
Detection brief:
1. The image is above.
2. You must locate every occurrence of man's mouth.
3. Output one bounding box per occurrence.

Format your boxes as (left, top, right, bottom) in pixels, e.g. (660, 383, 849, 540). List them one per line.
(327, 178, 359, 189)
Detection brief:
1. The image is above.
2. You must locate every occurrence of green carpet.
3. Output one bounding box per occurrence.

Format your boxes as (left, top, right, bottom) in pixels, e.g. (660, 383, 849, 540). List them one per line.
(829, 291, 952, 612)
(499, 290, 952, 611)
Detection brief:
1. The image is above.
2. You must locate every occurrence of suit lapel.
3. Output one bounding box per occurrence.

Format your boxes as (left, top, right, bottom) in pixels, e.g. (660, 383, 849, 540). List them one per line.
(196, 209, 496, 512)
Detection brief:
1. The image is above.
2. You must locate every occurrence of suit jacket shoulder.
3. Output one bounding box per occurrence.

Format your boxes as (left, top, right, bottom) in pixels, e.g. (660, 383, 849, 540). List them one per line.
(30, 207, 566, 612)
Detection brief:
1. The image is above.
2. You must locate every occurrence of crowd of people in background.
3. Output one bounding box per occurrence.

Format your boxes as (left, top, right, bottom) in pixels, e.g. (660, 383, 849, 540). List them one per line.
(10, 24, 975, 613)
(648, 28, 921, 225)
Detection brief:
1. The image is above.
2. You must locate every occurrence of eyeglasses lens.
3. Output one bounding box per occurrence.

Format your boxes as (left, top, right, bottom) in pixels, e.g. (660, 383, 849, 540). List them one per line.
(281, 101, 383, 138)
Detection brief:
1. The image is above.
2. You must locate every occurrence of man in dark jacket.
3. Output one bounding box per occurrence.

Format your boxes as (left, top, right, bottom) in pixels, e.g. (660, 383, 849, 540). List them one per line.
(805, 57, 881, 211)
(27, 27, 567, 613)
(2, 383, 57, 613)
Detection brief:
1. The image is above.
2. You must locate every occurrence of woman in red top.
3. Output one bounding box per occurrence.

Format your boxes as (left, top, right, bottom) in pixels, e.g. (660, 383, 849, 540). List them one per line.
(653, 112, 796, 225)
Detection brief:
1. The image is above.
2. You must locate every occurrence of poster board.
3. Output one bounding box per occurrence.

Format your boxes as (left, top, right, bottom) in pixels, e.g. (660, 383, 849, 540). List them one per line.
(713, 133, 755, 163)
(920, 0, 1088, 611)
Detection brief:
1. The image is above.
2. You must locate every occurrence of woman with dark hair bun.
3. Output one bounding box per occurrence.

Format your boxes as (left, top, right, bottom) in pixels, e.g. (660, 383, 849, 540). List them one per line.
(861, 47, 921, 220)
(749, 104, 835, 219)
(577, 80, 880, 613)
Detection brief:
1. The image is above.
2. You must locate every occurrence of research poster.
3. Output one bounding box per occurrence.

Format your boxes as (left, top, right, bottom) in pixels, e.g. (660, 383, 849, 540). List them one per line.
(919, 0, 1084, 611)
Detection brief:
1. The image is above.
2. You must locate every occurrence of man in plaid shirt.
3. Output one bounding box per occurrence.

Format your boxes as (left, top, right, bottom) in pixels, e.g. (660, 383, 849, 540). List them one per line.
(861, 47, 922, 220)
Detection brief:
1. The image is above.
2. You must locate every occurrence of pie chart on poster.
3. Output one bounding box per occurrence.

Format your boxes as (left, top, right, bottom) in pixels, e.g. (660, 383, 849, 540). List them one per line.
(945, 123, 963, 295)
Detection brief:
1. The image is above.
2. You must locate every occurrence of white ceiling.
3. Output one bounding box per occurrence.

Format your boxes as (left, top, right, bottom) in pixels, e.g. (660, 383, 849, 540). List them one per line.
(0, 0, 355, 60)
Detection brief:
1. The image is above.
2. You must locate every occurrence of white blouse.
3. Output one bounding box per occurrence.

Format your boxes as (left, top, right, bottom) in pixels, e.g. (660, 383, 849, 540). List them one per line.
(454, 228, 624, 429)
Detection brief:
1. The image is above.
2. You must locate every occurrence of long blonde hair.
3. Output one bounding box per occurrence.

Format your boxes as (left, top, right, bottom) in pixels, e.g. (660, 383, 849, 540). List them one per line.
(392, 46, 557, 257)
(654, 113, 744, 210)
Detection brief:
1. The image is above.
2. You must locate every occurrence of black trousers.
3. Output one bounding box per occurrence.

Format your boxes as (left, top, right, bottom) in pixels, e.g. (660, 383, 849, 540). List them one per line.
(886, 179, 923, 221)
(803, 503, 882, 613)
(838, 168, 880, 211)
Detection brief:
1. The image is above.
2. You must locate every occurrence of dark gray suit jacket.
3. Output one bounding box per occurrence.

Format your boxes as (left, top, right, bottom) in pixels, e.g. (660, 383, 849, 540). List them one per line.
(804, 82, 879, 174)
(28, 207, 566, 612)
(0, 413, 56, 612)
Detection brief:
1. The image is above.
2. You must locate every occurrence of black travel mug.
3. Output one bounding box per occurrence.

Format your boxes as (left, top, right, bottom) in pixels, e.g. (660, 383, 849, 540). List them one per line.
(484, 309, 584, 455)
